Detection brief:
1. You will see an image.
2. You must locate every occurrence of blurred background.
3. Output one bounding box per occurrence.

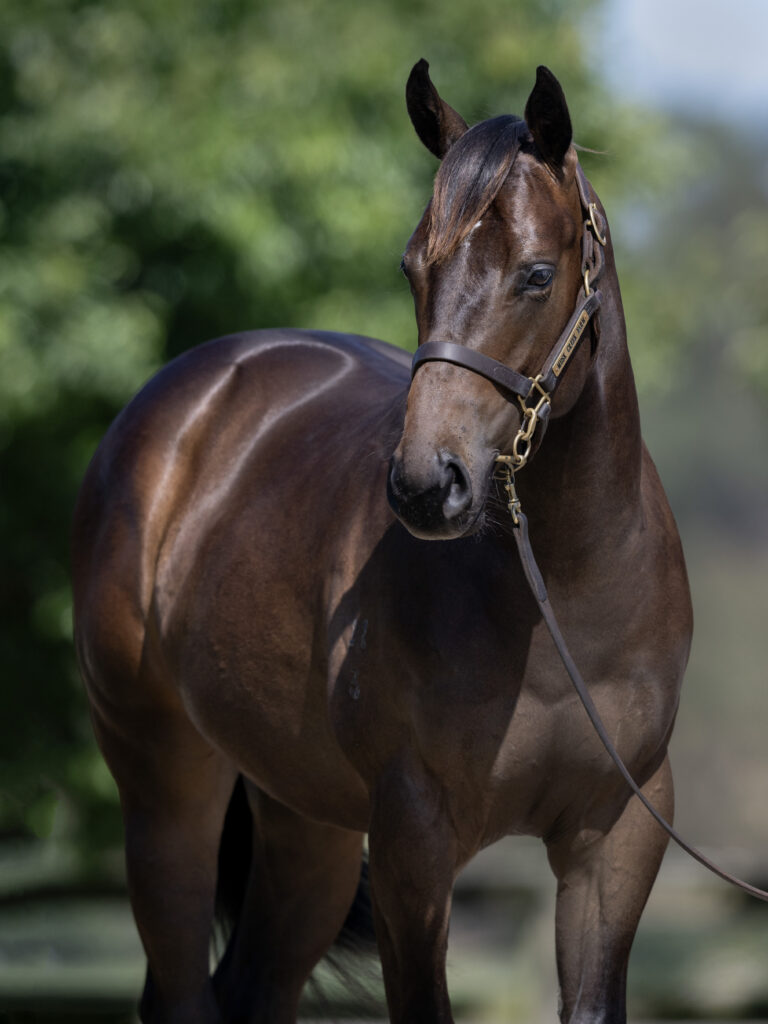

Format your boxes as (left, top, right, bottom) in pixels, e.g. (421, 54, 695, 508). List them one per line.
(1, 0, 767, 1020)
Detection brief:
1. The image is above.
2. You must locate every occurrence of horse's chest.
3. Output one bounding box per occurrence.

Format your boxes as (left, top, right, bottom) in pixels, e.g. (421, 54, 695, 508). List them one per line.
(333, 594, 674, 837)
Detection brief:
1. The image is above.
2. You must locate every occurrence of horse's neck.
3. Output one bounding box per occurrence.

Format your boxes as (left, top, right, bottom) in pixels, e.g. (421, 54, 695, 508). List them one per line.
(521, 268, 644, 563)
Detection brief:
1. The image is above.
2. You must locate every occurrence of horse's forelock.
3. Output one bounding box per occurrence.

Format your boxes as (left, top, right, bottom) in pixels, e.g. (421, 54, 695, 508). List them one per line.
(425, 115, 528, 266)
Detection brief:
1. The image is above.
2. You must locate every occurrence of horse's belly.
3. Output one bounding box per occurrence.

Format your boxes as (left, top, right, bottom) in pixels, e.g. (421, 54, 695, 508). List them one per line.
(178, 657, 372, 830)
(176, 606, 376, 831)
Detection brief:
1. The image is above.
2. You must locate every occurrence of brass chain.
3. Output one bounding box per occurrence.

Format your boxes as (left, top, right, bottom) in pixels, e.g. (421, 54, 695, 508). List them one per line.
(504, 375, 551, 473)
(493, 375, 551, 523)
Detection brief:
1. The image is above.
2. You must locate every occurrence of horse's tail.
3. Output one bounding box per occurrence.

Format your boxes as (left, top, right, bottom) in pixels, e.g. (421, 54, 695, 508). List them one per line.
(329, 855, 377, 953)
(214, 775, 377, 953)
(309, 853, 381, 1019)
(214, 775, 252, 945)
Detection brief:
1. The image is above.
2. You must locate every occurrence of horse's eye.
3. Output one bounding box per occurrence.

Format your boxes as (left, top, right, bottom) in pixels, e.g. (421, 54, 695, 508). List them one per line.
(526, 266, 554, 289)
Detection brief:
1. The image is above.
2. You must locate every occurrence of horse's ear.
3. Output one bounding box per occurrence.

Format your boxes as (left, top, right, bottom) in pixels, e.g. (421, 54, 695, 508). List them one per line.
(524, 66, 572, 170)
(406, 59, 469, 159)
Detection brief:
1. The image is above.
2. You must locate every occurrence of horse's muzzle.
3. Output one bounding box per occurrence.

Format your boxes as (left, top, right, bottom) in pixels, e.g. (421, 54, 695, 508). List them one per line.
(387, 449, 474, 539)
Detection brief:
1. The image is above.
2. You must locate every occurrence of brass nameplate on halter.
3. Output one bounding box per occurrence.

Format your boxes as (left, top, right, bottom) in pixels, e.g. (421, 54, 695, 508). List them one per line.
(552, 309, 590, 377)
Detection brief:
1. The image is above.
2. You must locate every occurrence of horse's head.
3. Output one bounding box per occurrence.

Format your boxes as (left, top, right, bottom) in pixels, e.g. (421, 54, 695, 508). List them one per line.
(389, 62, 600, 540)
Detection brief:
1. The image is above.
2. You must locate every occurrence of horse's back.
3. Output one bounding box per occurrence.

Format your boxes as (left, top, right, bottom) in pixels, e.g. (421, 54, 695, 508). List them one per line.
(79, 328, 408, 479)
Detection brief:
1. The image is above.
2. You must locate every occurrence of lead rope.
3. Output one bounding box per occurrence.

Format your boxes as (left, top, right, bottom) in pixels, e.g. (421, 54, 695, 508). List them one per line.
(495, 462, 768, 902)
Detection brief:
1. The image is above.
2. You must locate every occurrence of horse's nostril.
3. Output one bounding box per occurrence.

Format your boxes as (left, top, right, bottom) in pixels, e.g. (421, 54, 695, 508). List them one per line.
(387, 449, 475, 535)
(388, 457, 405, 502)
(439, 453, 473, 520)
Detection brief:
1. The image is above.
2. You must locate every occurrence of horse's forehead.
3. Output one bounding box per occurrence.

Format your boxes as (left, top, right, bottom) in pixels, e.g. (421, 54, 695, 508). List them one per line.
(494, 158, 576, 246)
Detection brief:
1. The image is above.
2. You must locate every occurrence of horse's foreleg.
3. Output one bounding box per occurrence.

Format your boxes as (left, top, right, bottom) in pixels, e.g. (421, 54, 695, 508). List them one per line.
(367, 761, 460, 1024)
(94, 707, 237, 1024)
(545, 755, 673, 1024)
(214, 784, 365, 1024)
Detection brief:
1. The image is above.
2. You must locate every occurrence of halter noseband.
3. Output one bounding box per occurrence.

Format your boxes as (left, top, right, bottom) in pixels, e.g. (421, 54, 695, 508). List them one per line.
(410, 164, 607, 479)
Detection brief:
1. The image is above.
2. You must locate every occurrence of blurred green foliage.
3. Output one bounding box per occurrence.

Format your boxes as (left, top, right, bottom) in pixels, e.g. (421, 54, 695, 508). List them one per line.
(0, 0, 606, 854)
(1, 0, 766, 862)
(615, 122, 768, 397)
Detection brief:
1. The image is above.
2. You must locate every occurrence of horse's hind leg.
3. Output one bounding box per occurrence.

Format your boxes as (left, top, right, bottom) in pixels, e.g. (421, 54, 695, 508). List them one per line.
(545, 756, 673, 1024)
(92, 706, 237, 1024)
(214, 783, 365, 1024)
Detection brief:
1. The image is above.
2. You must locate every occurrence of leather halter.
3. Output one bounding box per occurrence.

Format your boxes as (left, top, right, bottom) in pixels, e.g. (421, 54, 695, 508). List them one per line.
(406, 163, 768, 903)
(411, 164, 607, 468)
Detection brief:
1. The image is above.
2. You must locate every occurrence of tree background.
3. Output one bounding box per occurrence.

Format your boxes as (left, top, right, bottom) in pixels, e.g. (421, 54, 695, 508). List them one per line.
(1, 0, 767, 1018)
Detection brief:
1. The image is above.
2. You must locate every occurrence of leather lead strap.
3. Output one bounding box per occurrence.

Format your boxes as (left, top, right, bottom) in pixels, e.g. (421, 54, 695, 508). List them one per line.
(407, 159, 767, 900)
(512, 511, 768, 903)
(409, 159, 766, 900)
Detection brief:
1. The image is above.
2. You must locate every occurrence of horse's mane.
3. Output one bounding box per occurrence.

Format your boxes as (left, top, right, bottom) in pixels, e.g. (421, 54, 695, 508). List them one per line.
(426, 115, 530, 266)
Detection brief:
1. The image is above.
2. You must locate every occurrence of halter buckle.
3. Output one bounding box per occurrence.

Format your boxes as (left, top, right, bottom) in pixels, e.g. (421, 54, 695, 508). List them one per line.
(588, 202, 607, 246)
(526, 374, 551, 411)
(518, 375, 551, 434)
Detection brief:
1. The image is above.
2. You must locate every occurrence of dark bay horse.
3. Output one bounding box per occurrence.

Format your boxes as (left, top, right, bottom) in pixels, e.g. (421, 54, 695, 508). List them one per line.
(72, 62, 692, 1024)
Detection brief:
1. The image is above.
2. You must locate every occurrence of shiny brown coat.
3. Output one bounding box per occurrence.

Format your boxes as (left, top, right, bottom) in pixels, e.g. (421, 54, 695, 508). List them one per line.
(72, 63, 692, 1024)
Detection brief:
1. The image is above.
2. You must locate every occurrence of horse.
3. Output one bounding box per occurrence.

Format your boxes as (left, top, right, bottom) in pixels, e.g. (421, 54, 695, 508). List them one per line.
(71, 61, 693, 1024)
